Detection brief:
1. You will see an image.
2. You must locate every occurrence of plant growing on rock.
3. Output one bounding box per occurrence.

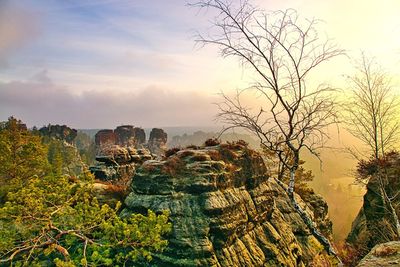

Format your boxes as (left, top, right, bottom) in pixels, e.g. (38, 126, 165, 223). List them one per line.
(204, 138, 220, 146)
(192, 0, 344, 262)
(165, 147, 181, 158)
(344, 55, 400, 241)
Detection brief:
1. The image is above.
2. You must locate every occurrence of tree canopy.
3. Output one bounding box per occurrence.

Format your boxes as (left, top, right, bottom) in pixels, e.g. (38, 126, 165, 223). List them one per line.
(0, 117, 171, 266)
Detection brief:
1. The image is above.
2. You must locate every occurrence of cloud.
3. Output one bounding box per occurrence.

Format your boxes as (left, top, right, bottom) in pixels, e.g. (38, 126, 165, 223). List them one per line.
(0, 71, 219, 129)
(0, 1, 40, 65)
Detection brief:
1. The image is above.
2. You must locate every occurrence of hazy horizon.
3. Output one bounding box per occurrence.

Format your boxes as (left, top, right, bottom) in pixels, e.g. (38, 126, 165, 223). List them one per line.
(1, 0, 400, 128)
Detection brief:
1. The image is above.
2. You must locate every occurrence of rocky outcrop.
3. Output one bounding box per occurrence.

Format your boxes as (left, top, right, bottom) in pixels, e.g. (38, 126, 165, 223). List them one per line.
(91, 126, 168, 181)
(39, 124, 77, 143)
(148, 128, 167, 156)
(95, 126, 146, 152)
(357, 241, 400, 266)
(347, 152, 400, 257)
(89, 146, 152, 182)
(94, 126, 166, 157)
(95, 129, 116, 150)
(123, 142, 336, 266)
(114, 125, 146, 147)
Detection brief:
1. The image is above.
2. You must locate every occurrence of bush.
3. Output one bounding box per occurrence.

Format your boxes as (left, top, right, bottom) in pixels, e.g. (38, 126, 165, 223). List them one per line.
(205, 138, 220, 146)
(165, 147, 181, 158)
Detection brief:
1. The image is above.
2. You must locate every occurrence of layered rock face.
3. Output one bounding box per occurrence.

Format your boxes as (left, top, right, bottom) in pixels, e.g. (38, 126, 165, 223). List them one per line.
(124, 142, 335, 266)
(91, 126, 167, 181)
(95, 126, 146, 151)
(148, 128, 167, 156)
(357, 241, 400, 266)
(39, 124, 77, 143)
(347, 153, 400, 256)
(95, 129, 116, 150)
(90, 146, 152, 182)
(94, 126, 166, 156)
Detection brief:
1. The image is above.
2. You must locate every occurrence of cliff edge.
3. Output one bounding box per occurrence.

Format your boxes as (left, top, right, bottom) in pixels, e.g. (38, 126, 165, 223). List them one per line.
(123, 141, 336, 266)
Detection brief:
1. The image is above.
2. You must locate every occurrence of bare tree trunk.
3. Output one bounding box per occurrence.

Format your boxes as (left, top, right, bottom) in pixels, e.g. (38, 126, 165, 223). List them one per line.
(279, 171, 343, 265)
(376, 165, 400, 240)
(379, 171, 400, 239)
(386, 195, 400, 239)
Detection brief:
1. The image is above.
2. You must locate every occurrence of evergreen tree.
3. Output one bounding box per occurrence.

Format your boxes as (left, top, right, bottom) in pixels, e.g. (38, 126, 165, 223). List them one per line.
(0, 117, 49, 201)
(0, 117, 171, 266)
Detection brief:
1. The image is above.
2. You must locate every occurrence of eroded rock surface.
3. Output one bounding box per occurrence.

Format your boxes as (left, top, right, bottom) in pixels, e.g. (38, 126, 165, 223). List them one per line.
(39, 124, 77, 143)
(90, 146, 152, 182)
(148, 128, 167, 156)
(347, 152, 400, 258)
(91, 125, 164, 181)
(123, 142, 336, 266)
(94, 126, 166, 157)
(357, 241, 400, 266)
(95, 129, 116, 150)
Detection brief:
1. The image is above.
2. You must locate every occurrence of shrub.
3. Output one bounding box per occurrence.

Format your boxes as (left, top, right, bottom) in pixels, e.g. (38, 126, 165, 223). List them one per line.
(205, 138, 220, 146)
(165, 147, 181, 158)
(163, 156, 186, 176)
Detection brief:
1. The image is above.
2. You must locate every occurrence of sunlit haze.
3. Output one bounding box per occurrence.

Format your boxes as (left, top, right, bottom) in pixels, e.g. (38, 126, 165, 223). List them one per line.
(1, 0, 400, 128)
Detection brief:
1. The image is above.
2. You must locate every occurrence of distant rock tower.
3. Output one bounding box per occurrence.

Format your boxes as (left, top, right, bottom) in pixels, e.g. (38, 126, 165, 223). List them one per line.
(90, 125, 168, 182)
(147, 128, 167, 156)
(94, 125, 148, 154)
(95, 129, 117, 153)
(114, 125, 137, 147)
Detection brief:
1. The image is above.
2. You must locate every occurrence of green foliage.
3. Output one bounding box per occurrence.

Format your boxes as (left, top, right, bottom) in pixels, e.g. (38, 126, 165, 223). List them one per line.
(262, 144, 314, 191)
(74, 132, 96, 166)
(44, 137, 81, 177)
(0, 117, 49, 201)
(0, 172, 171, 266)
(0, 117, 172, 266)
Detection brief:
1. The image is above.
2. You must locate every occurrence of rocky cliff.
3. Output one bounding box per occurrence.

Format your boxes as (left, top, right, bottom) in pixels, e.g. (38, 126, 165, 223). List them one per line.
(95, 126, 147, 151)
(123, 141, 336, 266)
(347, 152, 400, 258)
(90, 146, 152, 182)
(94, 126, 166, 156)
(39, 124, 77, 143)
(148, 128, 168, 156)
(91, 126, 168, 182)
(357, 241, 400, 266)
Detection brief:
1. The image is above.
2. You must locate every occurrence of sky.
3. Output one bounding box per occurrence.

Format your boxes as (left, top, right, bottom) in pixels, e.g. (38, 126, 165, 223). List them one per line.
(1, 0, 400, 129)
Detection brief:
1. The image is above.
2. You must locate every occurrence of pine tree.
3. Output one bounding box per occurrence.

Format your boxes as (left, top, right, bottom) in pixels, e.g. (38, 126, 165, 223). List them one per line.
(0, 117, 49, 201)
(0, 118, 172, 266)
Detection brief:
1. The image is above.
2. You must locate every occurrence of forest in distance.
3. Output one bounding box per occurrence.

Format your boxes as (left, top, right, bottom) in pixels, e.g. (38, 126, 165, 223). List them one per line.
(1, 0, 400, 266)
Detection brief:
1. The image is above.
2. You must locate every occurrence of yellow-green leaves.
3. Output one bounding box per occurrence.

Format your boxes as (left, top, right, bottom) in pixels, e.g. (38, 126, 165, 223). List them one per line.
(0, 117, 171, 266)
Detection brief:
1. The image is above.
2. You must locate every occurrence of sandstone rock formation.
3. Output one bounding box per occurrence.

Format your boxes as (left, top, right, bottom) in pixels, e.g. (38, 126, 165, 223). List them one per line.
(39, 124, 77, 143)
(148, 128, 167, 156)
(95, 129, 116, 150)
(94, 126, 146, 152)
(90, 146, 152, 182)
(347, 152, 400, 258)
(357, 241, 400, 266)
(91, 126, 168, 183)
(123, 142, 336, 266)
(114, 125, 146, 147)
(94, 126, 165, 157)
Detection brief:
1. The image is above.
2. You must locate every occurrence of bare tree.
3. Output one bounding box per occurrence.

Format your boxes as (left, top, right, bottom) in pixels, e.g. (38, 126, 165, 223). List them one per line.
(192, 0, 344, 262)
(344, 54, 400, 239)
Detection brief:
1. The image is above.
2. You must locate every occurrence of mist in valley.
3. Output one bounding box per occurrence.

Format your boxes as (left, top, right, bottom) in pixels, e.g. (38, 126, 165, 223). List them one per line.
(2, 0, 400, 265)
